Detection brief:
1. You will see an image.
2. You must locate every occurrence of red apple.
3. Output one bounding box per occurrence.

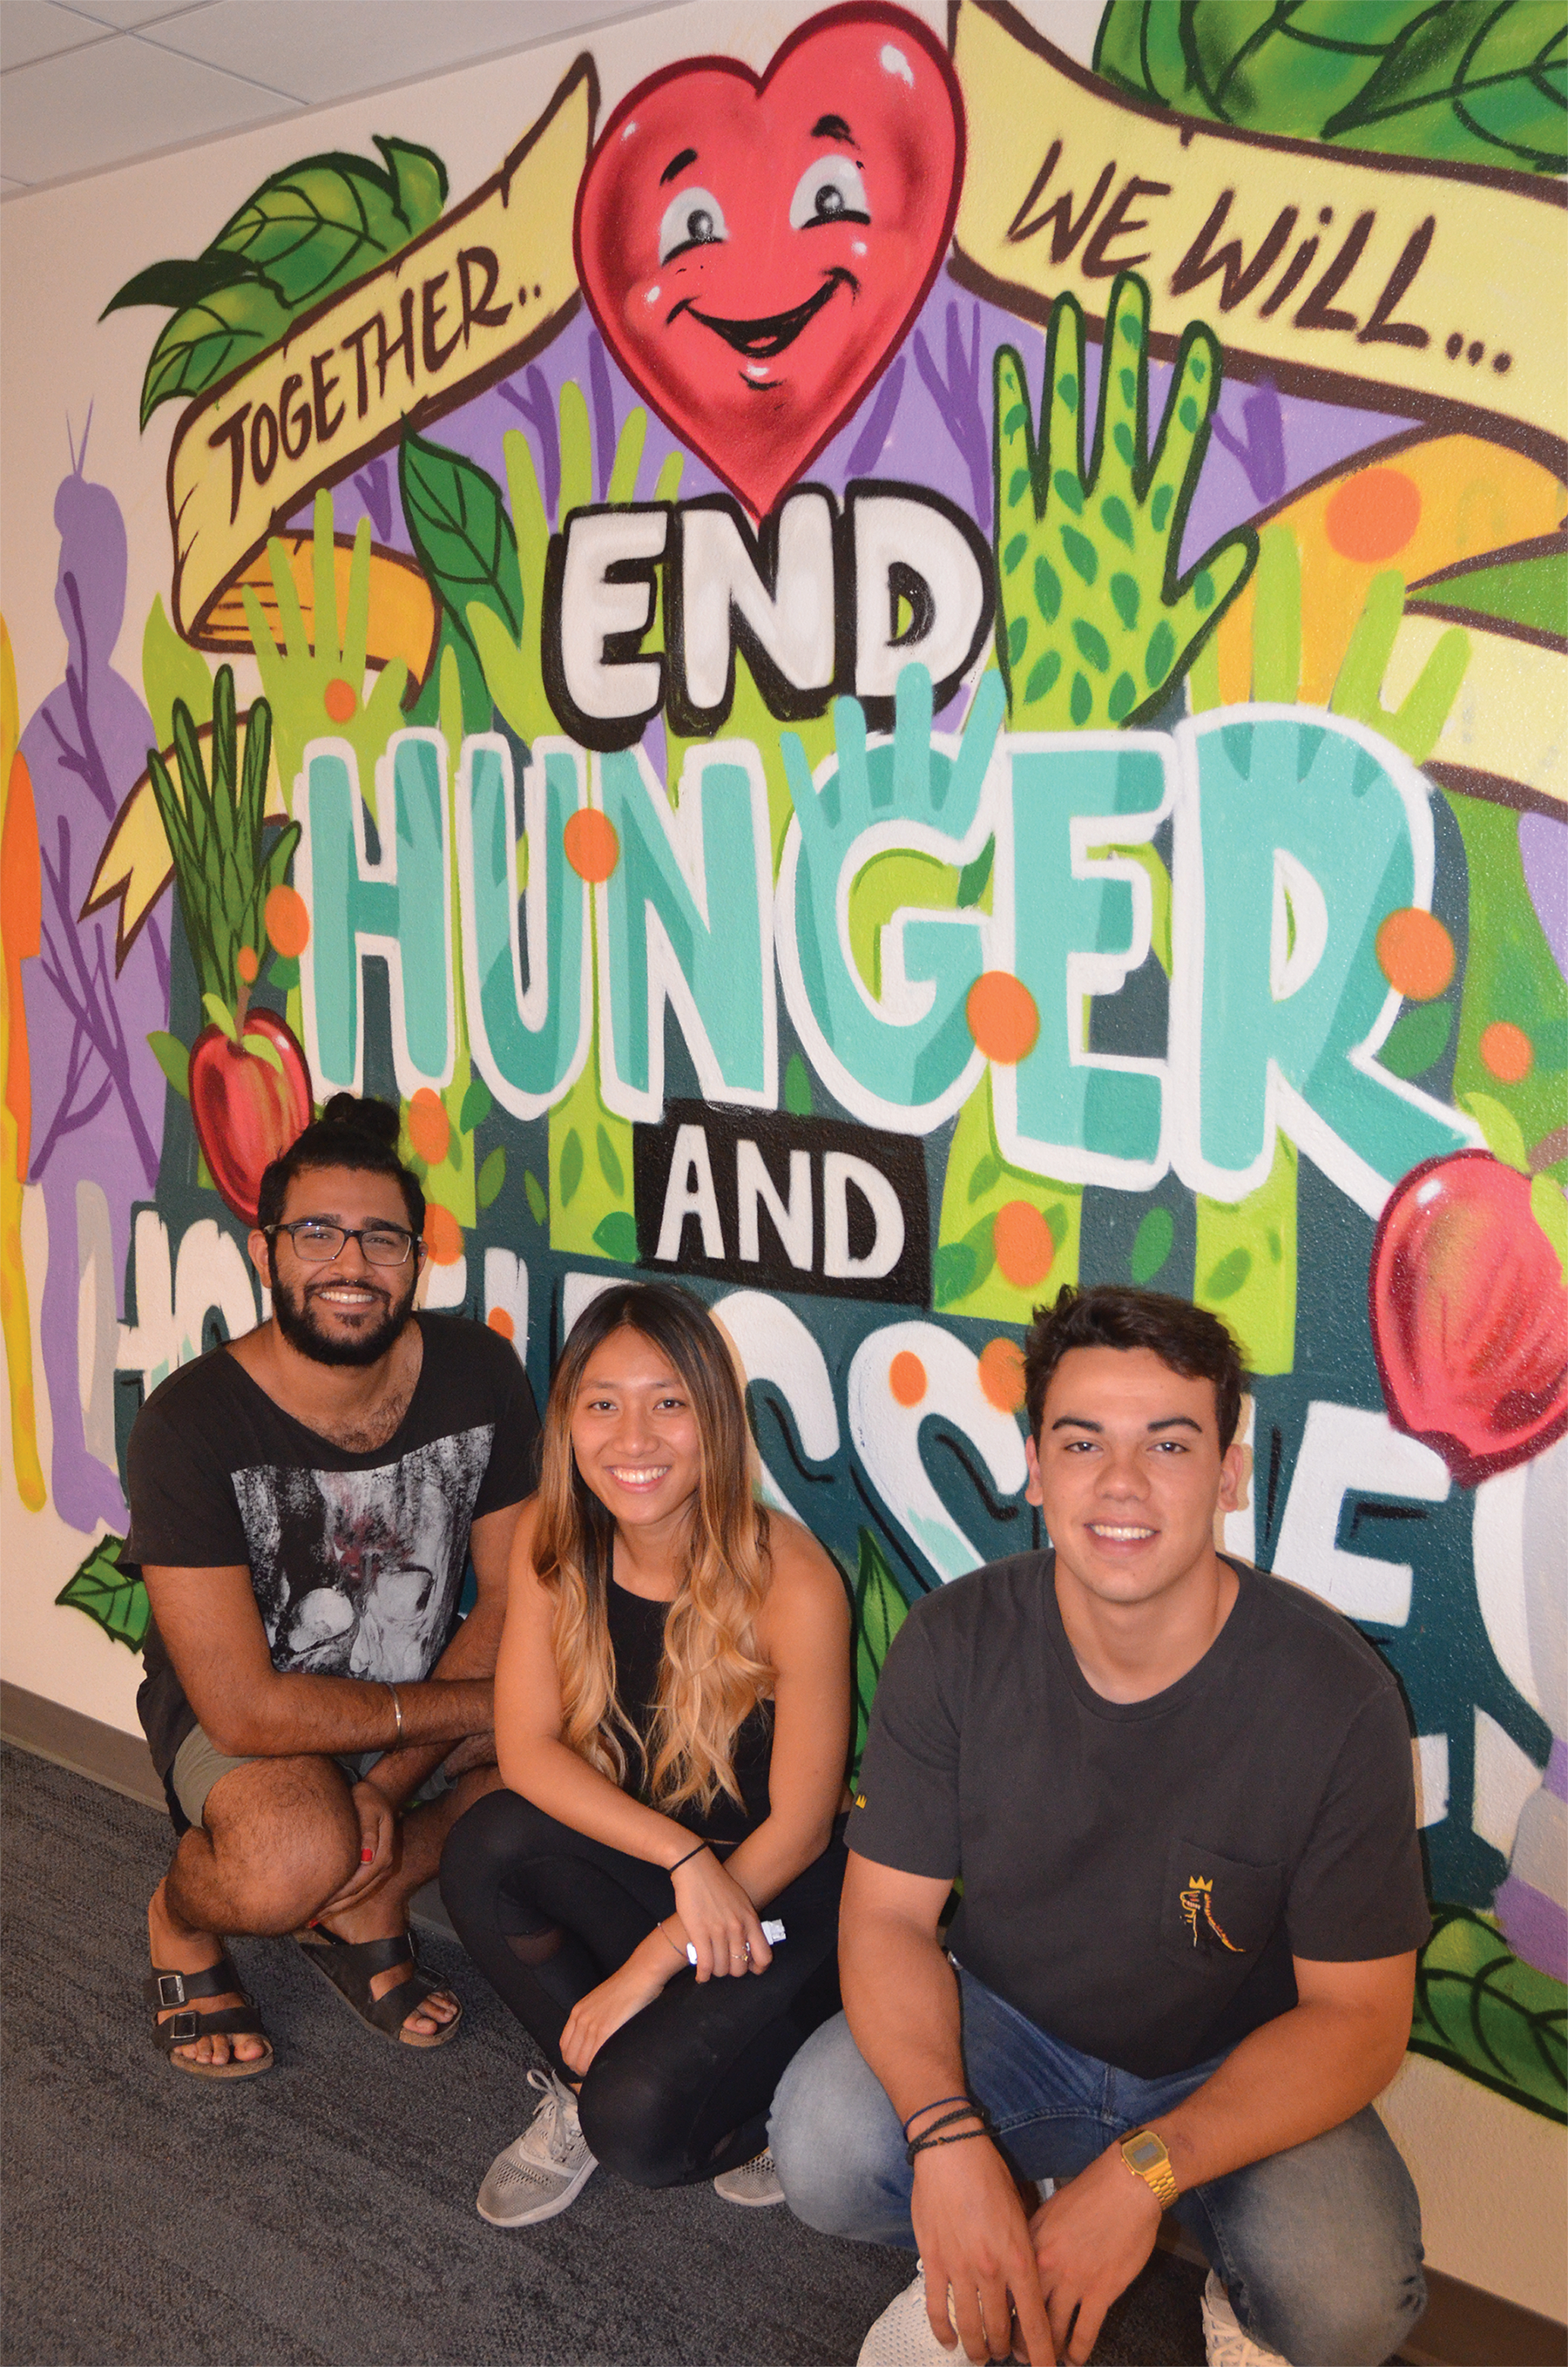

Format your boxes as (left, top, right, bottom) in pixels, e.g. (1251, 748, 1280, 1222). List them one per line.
(1370, 1149, 1568, 1487)
(188, 1008, 313, 1225)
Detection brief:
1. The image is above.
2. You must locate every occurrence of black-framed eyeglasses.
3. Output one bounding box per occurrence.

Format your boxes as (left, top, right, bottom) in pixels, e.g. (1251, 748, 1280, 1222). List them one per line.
(267, 1220, 419, 1268)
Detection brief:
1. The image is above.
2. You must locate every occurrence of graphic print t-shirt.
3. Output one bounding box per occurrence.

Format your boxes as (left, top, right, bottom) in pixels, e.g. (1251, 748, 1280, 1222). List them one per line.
(126, 1314, 539, 1778)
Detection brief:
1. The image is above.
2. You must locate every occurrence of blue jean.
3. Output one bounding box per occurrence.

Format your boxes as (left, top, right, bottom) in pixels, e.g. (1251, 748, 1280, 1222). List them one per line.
(770, 1968, 1425, 2366)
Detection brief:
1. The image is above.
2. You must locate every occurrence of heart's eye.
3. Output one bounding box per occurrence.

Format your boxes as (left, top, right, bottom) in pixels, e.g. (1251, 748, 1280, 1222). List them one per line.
(788, 154, 870, 230)
(658, 186, 730, 263)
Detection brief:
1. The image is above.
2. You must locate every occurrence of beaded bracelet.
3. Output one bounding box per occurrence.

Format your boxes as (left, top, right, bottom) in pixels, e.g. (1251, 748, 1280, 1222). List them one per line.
(904, 2102, 995, 2167)
(902, 2094, 975, 2140)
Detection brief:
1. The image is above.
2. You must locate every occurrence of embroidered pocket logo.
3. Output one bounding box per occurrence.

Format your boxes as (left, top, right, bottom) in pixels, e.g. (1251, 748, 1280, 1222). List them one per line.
(1180, 1873, 1243, 1953)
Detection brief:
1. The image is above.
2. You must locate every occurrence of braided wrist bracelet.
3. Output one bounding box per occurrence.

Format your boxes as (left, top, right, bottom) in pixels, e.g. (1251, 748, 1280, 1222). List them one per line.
(904, 2100, 995, 2166)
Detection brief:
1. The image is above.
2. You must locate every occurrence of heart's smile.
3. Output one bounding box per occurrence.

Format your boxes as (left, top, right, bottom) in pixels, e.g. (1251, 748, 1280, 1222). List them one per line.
(677, 267, 855, 363)
(575, 4, 963, 517)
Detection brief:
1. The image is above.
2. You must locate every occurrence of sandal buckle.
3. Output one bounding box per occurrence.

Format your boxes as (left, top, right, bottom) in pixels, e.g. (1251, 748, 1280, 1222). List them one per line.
(165, 2011, 200, 2042)
(155, 1971, 187, 2008)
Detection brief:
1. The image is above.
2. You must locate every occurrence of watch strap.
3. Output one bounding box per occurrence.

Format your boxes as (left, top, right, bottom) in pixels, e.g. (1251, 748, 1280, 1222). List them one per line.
(1119, 2127, 1178, 2209)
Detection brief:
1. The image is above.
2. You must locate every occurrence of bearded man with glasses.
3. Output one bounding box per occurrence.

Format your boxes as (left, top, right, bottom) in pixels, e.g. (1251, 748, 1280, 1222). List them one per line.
(125, 1094, 539, 2076)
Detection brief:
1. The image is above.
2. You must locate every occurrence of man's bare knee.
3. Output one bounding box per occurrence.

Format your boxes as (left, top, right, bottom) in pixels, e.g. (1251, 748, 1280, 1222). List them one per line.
(199, 1757, 360, 1931)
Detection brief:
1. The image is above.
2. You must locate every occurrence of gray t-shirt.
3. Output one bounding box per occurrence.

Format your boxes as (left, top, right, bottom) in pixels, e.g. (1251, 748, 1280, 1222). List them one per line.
(848, 1553, 1430, 2078)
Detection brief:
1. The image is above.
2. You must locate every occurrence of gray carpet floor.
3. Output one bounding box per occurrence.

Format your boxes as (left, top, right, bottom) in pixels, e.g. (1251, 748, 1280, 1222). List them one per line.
(1, 1742, 1206, 2367)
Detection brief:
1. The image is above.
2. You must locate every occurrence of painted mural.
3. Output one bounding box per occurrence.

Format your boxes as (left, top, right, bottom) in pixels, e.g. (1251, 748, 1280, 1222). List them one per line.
(3, 0, 1565, 2137)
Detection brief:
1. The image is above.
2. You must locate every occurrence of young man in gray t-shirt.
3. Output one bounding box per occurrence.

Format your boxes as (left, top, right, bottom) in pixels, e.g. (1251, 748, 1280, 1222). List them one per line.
(773, 1284, 1428, 2367)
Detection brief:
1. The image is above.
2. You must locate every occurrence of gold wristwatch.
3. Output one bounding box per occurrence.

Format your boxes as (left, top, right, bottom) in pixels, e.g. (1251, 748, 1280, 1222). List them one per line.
(1119, 2127, 1178, 2208)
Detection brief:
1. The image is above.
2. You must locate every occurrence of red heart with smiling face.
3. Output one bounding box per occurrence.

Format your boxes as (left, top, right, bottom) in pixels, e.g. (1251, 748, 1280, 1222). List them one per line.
(575, 4, 963, 518)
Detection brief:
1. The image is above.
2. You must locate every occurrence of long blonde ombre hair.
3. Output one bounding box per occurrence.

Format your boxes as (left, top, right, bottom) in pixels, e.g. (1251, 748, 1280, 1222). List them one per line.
(532, 1284, 774, 1814)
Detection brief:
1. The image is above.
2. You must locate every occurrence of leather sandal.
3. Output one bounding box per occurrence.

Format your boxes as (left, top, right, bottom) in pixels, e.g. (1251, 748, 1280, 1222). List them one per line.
(294, 1926, 462, 2048)
(145, 1958, 274, 2080)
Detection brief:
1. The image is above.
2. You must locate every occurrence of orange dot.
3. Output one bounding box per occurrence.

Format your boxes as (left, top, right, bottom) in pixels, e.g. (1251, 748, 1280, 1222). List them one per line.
(265, 883, 310, 957)
(407, 1086, 449, 1166)
(1323, 468, 1421, 563)
(323, 677, 358, 723)
(487, 1307, 516, 1341)
(1375, 908, 1454, 1001)
(235, 944, 259, 984)
(1480, 1021, 1533, 1083)
(889, 1350, 927, 1407)
(966, 971, 1040, 1065)
(977, 1336, 1026, 1415)
(993, 1200, 1054, 1290)
(564, 809, 619, 883)
(423, 1204, 463, 1265)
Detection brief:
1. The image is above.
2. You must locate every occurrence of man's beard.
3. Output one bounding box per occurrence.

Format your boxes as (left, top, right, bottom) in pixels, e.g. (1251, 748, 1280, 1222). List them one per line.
(269, 1265, 416, 1367)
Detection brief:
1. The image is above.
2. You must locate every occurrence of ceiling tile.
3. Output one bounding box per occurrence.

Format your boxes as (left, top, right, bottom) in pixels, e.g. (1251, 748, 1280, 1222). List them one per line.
(0, 34, 300, 185)
(0, 1, 110, 71)
(55, 2, 216, 27)
(148, 0, 651, 107)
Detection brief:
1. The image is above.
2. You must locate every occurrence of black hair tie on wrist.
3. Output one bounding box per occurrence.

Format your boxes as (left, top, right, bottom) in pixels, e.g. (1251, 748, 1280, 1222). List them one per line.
(667, 1840, 710, 1875)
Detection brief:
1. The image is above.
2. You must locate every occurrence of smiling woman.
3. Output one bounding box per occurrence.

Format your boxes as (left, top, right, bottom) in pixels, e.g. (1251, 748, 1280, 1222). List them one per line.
(439, 1281, 852, 2224)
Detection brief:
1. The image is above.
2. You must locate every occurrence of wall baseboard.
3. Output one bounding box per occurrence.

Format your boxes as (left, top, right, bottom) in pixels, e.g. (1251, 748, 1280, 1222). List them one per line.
(3, 1681, 1561, 2359)
(2, 1680, 165, 1809)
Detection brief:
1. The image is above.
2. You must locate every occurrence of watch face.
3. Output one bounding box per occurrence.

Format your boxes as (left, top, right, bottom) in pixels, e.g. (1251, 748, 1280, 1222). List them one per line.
(1125, 2133, 1165, 2173)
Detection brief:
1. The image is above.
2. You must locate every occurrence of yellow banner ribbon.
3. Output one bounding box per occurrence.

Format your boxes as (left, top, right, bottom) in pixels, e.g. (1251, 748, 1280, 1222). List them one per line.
(951, 0, 1567, 477)
(168, 55, 598, 644)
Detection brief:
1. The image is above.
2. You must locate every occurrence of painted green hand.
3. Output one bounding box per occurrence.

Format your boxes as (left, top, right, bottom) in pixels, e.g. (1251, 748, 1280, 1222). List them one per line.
(1330, 565, 1470, 765)
(243, 490, 409, 809)
(471, 387, 679, 747)
(994, 272, 1255, 730)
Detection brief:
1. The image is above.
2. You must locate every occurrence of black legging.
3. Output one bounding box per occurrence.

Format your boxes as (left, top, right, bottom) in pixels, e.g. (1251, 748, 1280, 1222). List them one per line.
(439, 1789, 846, 2186)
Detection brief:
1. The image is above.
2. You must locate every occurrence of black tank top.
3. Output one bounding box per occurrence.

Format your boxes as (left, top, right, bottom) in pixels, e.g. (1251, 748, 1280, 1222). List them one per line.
(605, 1577, 773, 1849)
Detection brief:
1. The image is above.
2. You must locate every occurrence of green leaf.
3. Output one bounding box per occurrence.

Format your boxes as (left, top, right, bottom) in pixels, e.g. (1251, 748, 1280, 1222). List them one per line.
(1204, 1246, 1252, 1301)
(243, 1030, 285, 1074)
(956, 836, 995, 910)
(1094, 0, 1566, 174)
(968, 1153, 1002, 1204)
(477, 1146, 507, 1209)
(596, 1124, 625, 1196)
(524, 1168, 548, 1227)
(1130, 1205, 1174, 1284)
(1531, 1173, 1568, 1288)
(559, 1127, 584, 1208)
(852, 1529, 911, 1777)
(146, 1031, 192, 1099)
(784, 1053, 814, 1117)
(933, 1241, 977, 1309)
(139, 278, 294, 427)
(201, 993, 239, 1041)
(1409, 1905, 1565, 2124)
(55, 1533, 148, 1654)
(103, 251, 270, 317)
(460, 1077, 493, 1133)
(593, 1210, 639, 1263)
(1381, 1001, 1453, 1080)
(209, 140, 448, 309)
(399, 429, 524, 654)
(1462, 1092, 1531, 1173)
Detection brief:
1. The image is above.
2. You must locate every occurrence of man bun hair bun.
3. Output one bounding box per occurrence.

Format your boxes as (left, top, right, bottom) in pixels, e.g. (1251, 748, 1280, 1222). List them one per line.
(320, 1092, 401, 1150)
(255, 1092, 424, 1238)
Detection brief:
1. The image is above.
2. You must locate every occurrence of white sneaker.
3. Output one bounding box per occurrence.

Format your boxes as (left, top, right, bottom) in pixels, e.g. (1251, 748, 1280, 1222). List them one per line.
(713, 2147, 786, 2205)
(476, 2067, 598, 2226)
(858, 2262, 1002, 2366)
(1201, 2270, 1290, 2365)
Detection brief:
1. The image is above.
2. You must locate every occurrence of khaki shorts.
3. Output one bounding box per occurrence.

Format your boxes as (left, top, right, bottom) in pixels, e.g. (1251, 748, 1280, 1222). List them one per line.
(168, 1723, 450, 1829)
